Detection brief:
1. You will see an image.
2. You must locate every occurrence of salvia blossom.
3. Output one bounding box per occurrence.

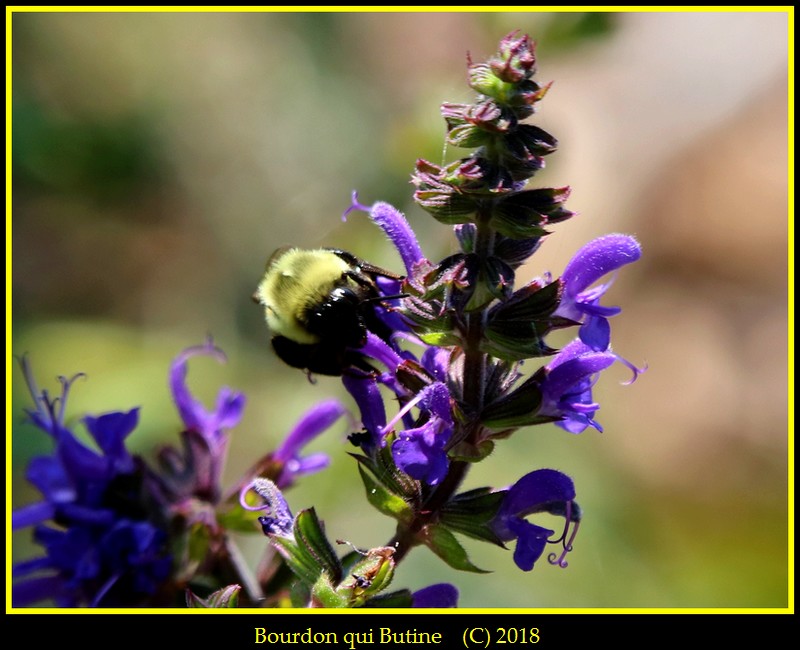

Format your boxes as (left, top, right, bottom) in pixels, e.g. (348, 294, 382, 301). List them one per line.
(491, 469, 581, 572)
(555, 234, 642, 351)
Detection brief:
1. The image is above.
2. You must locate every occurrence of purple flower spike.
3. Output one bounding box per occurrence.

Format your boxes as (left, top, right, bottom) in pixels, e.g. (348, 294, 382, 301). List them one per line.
(342, 373, 387, 452)
(539, 339, 616, 434)
(343, 191, 425, 276)
(169, 338, 246, 450)
(273, 399, 346, 488)
(412, 583, 459, 608)
(492, 469, 581, 572)
(556, 234, 641, 351)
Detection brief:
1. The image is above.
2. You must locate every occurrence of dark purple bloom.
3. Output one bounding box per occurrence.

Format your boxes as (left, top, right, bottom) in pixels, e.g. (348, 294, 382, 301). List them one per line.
(556, 234, 641, 351)
(272, 399, 346, 488)
(12, 358, 171, 607)
(412, 582, 459, 608)
(491, 469, 581, 572)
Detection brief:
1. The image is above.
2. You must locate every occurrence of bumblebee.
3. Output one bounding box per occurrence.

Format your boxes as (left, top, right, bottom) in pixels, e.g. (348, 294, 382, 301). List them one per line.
(254, 247, 402, 376)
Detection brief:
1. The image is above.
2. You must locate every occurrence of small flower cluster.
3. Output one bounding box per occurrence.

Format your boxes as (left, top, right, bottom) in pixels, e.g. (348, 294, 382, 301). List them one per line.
(12, 32, 642, 608)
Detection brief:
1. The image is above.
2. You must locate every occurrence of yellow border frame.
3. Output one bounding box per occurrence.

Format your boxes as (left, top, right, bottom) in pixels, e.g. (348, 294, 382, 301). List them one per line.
(5, 5, 794, 617)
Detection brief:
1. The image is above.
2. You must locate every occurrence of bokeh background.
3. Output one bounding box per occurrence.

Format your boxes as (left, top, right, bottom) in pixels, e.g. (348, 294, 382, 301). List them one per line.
(10, 10, 790, 609)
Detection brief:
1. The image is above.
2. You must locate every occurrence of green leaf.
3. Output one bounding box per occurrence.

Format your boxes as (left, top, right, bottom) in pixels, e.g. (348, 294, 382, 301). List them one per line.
(422, 525, 491, 573)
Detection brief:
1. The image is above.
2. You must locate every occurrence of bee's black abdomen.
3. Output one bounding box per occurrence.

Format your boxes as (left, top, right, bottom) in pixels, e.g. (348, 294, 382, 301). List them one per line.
(303, 287, 367, 348)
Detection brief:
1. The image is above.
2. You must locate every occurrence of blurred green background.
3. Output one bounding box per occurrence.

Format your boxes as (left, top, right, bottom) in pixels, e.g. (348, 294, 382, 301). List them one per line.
(9, 10, 790, 609)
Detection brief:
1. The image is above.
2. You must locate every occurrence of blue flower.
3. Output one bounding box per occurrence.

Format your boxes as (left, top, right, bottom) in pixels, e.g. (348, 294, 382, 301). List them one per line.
(491, 469, 581, 572)
(556, 234, 641, 351)
(412, 582, 459, 608)
(12, 357, 171, 607)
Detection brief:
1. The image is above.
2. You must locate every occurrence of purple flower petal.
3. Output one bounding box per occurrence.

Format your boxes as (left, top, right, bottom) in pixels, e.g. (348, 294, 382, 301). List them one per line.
(169, 339, 245, 447)
(271, 399, 344, 488)
(274, 399, 346, 463)
(412, 583, 459, 608)
(508, 518, 553, 572)
(557, 234, 641, 351)
(12, 501, 56, 530)
(492, 469, 580, 572)
(83, 409, 138, 473)
(498, 469, 576, 521)
(538, 339, 616, 433)
(342, 374, 387, 451)
(561, 234, 641, 298)
(343, 192, 425, 275)
(392, 421, 450, 486)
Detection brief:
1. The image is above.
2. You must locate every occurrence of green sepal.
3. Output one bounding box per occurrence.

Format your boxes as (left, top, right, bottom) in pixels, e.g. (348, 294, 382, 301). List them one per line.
(447, 122, 495, 149)
(311, 572, 348, 608)
(171, 517, 212, 583)
(490, 187, 573, 239)
(293, 508, 342, 583)
(422, 524, 491, 573)
(465, 256, 515, 312)
(480, 375, 543, 429)
(482, 326, 557, 361)
(490, 277, 562, 323)
(271, 508, 342, 588)
(469, 62, 517, 104)
(357, 464, 415, 524)
(448, 439, 495, 463)
(440, 488, 506, 546)
(185, 584, 241, 608)
(350, 445, 421, 512)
